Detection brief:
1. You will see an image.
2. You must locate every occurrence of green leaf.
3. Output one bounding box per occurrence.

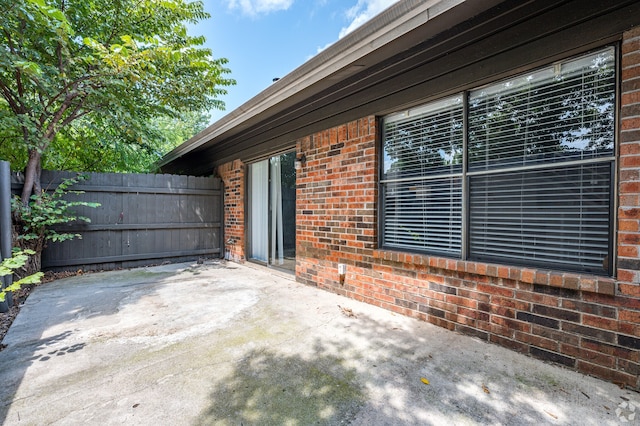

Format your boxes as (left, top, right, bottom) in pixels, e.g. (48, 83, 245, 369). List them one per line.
(14, 60, 43, 76)
(15, 272, 44, 286)
(1, 0, 234, 186)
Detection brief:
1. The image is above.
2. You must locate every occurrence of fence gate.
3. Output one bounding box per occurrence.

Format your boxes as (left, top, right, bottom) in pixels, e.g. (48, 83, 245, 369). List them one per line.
(11, 170, 223, 272)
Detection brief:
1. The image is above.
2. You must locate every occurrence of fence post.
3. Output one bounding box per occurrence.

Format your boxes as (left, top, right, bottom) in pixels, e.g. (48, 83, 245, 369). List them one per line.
(0, 161, 13, 312)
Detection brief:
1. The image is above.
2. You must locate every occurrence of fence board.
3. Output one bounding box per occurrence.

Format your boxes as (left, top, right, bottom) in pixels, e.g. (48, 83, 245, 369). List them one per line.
(11, 170, 223, 272)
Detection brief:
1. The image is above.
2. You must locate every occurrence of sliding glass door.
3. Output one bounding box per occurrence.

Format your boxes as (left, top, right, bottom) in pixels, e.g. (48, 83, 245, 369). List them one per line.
(248, 151, 296, 270)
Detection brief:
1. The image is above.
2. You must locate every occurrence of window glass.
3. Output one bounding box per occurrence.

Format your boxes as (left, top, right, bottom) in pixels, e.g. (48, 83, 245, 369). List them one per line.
(380, 47, 615, 275)
(383, 96, 464, 180)
(384, 177, 462, 256)
(382, 96, 464, 256)
(469, 163, 612, 274)
(468, 48, 615, 171)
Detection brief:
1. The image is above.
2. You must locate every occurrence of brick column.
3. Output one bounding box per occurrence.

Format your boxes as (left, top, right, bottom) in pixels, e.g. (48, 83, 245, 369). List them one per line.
(217, 160, 245, 262)
(619, 27, 640, 289)
(296, 117, 378, 293)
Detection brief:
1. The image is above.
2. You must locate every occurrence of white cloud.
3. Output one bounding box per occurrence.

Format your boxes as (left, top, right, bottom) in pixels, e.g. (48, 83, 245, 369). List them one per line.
(226, 0, 294, 16)
(315, 0, 399, 54)
(339, 0, 399, 38)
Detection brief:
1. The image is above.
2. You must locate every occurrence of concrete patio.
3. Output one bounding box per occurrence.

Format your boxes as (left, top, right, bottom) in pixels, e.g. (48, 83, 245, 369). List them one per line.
(0, 261, 637, 425)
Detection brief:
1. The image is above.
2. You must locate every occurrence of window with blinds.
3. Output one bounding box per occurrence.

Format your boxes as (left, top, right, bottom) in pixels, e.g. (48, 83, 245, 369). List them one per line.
(380, 46, 615, 275)
(382, 97, 464, 256)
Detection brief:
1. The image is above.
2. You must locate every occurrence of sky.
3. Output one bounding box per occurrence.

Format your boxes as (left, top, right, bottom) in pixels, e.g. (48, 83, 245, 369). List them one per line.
(191, 0, 400, 123)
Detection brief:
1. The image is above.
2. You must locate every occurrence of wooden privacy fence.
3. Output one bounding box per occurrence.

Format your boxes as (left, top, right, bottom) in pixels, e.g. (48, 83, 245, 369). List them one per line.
(11, 170, 223, 272)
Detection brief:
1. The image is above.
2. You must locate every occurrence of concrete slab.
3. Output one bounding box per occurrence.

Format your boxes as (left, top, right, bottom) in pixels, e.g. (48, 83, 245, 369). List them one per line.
(0, 261, 637, 425)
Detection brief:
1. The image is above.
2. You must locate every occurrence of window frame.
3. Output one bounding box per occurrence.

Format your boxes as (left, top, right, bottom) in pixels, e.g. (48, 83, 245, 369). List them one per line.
(379, 45, 618, 276)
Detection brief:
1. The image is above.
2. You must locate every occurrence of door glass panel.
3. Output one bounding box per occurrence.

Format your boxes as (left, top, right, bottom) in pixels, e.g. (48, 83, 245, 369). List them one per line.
(248, 152, 296, 271)
(272, 152, 296, 270)
(248, 160, 268, 262)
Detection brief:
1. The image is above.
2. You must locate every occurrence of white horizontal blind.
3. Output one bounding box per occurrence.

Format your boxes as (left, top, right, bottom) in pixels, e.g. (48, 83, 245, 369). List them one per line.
(384, 177, 462, 255)
(469, 164, 612, 274)
(382, 96, 463, 255)
(468, 47, 615, 171)
(467, 47, 615, 274)
(380, 47, 615, 275)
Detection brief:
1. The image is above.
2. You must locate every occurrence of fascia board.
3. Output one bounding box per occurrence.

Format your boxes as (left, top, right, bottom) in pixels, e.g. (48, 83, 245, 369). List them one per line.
(158, 0, 467, 167)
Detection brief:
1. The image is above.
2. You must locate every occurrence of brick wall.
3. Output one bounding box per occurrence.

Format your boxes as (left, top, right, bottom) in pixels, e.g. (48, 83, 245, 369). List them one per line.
(296, 118, 378, 290)
(218, 159, 245, 262)
(293, 29, 640, 389)
(619, 27, 640, 296)
(220, 30, 640, 389)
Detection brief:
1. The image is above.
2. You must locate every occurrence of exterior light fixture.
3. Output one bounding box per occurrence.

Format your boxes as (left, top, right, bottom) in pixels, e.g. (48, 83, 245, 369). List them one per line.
(295, 153, 306, 170)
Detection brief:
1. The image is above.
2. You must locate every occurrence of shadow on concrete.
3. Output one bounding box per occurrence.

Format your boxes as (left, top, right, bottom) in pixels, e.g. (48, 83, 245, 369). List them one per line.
(0, 262, 221, 424)
(1, 262, 634, 424)
(336, 310, 585, 424)
(196, 304, 592, 425)
(196, 343, 365, 425)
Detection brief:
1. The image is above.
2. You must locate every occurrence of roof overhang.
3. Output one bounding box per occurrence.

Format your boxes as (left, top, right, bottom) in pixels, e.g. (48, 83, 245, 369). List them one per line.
(159, 0, 640, 175)
(158, 0, 507, 173)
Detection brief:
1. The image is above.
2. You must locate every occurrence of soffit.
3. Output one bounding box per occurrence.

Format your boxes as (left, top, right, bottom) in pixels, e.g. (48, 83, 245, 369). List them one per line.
(158, 0, 507, 172)
(160, 0, 640, 174)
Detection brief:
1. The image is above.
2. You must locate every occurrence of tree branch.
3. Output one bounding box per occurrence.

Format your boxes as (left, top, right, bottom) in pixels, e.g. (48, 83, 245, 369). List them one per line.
(0, 79, 24, 114)
(43, 98, 72, 140)
(44, 72, 108, 111)
(58, 97, 90, 128)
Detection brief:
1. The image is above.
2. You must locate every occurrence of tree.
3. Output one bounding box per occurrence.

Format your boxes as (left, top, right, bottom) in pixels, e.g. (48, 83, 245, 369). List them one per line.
(39, 110, 211, 172)
(0, 0, 234, 204)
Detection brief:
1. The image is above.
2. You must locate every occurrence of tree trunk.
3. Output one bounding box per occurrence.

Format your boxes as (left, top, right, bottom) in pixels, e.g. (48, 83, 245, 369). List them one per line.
(11, 225, 43, 279)
(21, 149, 42, 205)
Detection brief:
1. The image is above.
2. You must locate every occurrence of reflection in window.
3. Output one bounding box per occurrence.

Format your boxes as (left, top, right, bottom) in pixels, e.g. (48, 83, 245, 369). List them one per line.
(380, 47, 615, 275)
(382, 96, 464, 256)
(468, 49, 615, 171)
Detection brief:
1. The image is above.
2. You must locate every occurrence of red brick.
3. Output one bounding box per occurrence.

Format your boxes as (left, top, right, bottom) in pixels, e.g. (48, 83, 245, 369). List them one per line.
(619, 284, 640, 297)
(622, 90, 640, 105)
(581, 314, 618, 331)
(531, 325, 580, 346)
(582, 339, 640, 363)
(619, 322, 640, 339)
(562, 344, 616, 368)
(619, 233, 640, 245)
(622, 50, 640, 72)
(620, 180, 640, 193)
(447, 294, 478, 309)
(534, 271, 549, 285)
(490, 334, 528, 353)
(618, 245, 639, 257)
(620, 143, 640, 155)
(619, 359, 640, 377)
(485, 322, 513, 338)
(618, 220, 639, 232)
(619, 309, 640, 323)
(617, 269, 639, 283)
(620, 155, 640, 168)
(521, 269, 535, 283)
(622, 117, 640, 131)
(549, 273, 563, 287)
(497, 266, 510, 279)
(516, 332, 558, 352)
(491, 295, 530, 311)
(562, 274, 580, 290)
(429, 316, 455, 331)
(622, 65, 640, 80)
(576, 361, 636, 388)
(475, 263, 487, 275)
(515, 290, 558, 307)
(477, 283, 514, 298)
(491, 316, 530, 333)
(579, 278, 597, 293)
